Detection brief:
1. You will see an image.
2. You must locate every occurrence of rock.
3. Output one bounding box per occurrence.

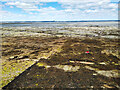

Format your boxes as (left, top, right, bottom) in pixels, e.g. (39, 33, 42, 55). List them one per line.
(17, 55, 29, 59)
(93, 73, 97, 76)
(91, 86, 94, 88)
(85, 66, 96, 71)
(9, 56, 18, 60)
(103, 84, 114, 88)
(22, 59, 30, 61)
(99, 62, 107, 65)
(32, 59, 39, 61)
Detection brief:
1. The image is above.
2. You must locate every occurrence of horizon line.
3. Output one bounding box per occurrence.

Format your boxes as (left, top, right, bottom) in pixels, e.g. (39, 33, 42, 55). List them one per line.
(1, 20, 119, 22)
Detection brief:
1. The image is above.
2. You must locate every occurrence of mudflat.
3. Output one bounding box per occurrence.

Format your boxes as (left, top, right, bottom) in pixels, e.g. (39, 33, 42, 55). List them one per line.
(1, 26, 120, 88)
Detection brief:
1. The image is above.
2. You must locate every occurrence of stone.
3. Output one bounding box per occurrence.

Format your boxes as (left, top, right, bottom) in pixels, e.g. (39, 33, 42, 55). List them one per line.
(18, 55, 29, 59)
(9, 56, 18, 60)
(99, 62, 107, 65)
(93, 73, 97, 76)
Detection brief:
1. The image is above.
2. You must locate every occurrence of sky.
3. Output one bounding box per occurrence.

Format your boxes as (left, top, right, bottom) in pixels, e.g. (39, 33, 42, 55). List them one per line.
(0, 0, 119, 21)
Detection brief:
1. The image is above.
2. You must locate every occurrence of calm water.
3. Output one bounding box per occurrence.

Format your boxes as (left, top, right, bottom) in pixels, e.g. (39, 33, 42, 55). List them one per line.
(1, 21, 118, 28)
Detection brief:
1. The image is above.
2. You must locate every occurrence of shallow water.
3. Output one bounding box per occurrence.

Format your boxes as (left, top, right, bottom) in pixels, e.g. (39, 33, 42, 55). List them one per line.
(85, 66, 120, 78)
(53, 65, 80, 72)
(1, 21, 118, 28)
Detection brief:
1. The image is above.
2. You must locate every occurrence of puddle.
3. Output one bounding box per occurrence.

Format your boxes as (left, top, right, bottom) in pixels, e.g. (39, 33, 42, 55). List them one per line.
(97, 70, 120, 78)
(70, 61, 94, 64)
(85, 66, 120, 78)
(36, 62, 80, 72)
(53, 65, 80, 72)
(101, 35, 119, 39)
(58, 30, 70, 33)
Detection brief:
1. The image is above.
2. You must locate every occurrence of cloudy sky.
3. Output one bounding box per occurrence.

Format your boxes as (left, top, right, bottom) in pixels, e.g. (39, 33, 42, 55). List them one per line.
(0, 0, 119, 21)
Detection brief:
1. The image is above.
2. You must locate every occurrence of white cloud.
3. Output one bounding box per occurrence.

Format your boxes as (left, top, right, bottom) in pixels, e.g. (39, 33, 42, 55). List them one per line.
(3, 0, 118, 12)
(0, 0, 118, 21)
(85, 9, 98, 13)
(5, 1, 38, 11)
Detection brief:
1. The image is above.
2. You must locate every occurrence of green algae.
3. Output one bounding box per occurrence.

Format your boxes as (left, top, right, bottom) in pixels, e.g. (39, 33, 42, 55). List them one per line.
(2, 60, 35, 88)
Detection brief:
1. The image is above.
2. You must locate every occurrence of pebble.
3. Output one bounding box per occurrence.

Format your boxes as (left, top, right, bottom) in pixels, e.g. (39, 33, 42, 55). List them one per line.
(22, 59, 30, 61)
(93, 73, 97, 76)
(99, 62, 107, 65)
(103, 84, 114, 88)
(32, 59, 39, 61)
(18, 55, 29, 59)
(9, 56, 18, 60)
(91, 86, 94, 88)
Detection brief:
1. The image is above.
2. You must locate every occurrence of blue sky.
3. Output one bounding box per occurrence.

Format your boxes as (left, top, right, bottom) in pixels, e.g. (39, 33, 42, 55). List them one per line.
(0, 0, 119, 21)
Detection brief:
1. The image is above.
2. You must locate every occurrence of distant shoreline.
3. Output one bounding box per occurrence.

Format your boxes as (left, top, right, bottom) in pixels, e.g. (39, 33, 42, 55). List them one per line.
(0, 20, 119, 24)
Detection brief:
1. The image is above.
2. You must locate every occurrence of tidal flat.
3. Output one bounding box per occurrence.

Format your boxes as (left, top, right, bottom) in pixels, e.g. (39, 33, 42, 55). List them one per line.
(1, 25, 120, 88)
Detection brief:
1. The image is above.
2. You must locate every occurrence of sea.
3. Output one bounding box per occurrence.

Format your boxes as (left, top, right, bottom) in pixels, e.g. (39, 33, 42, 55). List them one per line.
(0, 21, 119, 28)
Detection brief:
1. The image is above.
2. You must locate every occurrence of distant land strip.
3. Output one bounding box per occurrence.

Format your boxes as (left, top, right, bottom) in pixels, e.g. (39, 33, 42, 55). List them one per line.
(0, 20, 119, 24)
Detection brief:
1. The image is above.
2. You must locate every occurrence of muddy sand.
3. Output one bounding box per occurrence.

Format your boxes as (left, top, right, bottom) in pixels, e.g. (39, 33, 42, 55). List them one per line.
(1, 34, 120, 89)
